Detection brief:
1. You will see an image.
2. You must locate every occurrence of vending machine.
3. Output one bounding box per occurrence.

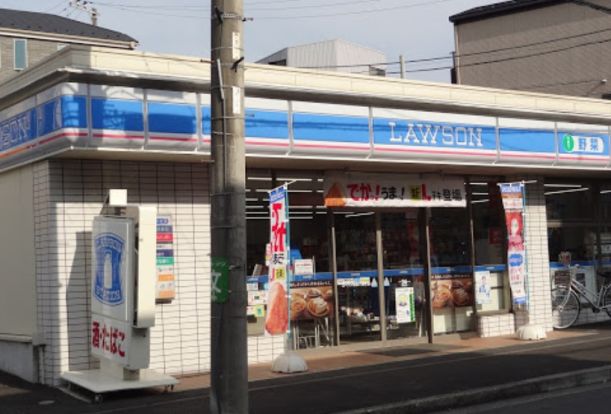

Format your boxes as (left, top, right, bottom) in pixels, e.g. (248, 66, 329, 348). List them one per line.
(62, 190, 177, 402)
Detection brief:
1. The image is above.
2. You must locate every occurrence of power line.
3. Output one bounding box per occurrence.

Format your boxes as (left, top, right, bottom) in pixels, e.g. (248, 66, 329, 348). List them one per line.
(256, 0, 462, 20)
(388, 35, 611, 74)
(45, 0, 67, 13)
(299, 26, 611, 70)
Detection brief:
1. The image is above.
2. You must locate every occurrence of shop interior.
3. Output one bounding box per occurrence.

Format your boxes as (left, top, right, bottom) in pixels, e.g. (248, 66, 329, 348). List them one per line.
(245, 169, 513, 348)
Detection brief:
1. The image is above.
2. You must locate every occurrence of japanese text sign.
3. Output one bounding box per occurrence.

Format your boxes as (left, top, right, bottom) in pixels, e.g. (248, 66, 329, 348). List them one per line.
(91, 316, 130, 364)
(265, 185, 290, 335)
(499, 182, 528, 306)
(323, 173, 466, 208)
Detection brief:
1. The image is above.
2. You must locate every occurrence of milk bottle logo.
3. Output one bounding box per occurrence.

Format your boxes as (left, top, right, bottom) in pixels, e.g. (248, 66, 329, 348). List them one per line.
(94, 233, 125, 305)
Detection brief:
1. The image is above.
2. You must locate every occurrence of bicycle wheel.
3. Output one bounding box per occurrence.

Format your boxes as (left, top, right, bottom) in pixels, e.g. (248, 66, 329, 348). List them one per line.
(603, 286, 611, 317)
(551, 289, 580, 329)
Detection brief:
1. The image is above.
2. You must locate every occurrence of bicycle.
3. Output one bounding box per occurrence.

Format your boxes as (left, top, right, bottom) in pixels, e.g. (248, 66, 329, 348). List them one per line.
(551, 265, 611, 329)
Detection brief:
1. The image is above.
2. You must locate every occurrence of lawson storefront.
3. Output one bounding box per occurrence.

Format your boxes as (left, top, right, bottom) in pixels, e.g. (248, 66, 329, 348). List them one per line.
(0, 46, 610, 385)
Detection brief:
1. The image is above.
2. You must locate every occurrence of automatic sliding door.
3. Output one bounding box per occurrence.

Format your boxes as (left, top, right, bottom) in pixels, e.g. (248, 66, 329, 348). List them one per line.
(334, 212, 381, 343)
(429, 208, 475, 334)
(381, 212, 427, 340)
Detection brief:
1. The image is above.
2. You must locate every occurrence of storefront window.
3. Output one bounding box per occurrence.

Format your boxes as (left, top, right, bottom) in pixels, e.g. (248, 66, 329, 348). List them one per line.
(429, 208, 473, 334)
(245, 170, 332, 341)
(470, 180, 509, 313)
(545, 180, 598, 295)
(545, 181, 594, 222)
(598, 184, 611, 274)
(381, 211, 425, 340)
(335, 212, 380, 343)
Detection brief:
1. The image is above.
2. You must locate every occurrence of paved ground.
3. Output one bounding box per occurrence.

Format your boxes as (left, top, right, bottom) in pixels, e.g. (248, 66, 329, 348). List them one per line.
(4, 324, 611, 414)
(438, 381, 611, 413)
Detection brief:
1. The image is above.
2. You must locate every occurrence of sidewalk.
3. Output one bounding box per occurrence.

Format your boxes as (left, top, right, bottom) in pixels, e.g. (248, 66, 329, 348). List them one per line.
(4, 324, 611, 414)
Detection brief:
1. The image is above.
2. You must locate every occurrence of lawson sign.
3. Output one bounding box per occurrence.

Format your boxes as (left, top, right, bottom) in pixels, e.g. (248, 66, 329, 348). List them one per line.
(0, 82, 610, 171)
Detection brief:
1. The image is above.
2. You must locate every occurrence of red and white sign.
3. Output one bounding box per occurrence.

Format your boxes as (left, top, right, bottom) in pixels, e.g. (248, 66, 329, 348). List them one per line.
(499, 182, 528, 306)
(91, 316, 130, 364)
(324, 173, 466, 208)
(265, 185, 290, 336)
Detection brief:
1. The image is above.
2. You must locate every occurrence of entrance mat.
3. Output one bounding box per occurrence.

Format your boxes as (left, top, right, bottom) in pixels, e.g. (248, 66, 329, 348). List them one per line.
(360, 343, 463, 357)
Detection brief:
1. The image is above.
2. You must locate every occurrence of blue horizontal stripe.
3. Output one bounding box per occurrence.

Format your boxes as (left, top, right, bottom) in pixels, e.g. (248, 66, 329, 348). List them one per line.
(293, 113, 370, 143)
(148, 102, 196, 134)
(61, 96, 87, 129)
(500, 129, 556, 153)
(92, 98, 143, 131)
(247, 264, 507, 283)
(246, 109, 289, 139)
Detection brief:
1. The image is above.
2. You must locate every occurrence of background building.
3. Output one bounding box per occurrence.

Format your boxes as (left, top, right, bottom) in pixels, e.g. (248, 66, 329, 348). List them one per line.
(0, 7, 137, 83)
(257, 38, 387, 76)
(450, 0, 611, 98)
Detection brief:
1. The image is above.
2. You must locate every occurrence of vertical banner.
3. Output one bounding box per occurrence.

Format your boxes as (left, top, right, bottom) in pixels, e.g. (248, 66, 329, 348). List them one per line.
(499, 182, 528, 306)
(265, 185, 290, 335)
(156, 216, 176, 302)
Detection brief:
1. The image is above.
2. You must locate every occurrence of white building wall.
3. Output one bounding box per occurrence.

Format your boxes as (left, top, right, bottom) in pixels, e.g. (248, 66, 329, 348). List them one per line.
(0, 164, 37, 337)
(32, 159, 284, 385)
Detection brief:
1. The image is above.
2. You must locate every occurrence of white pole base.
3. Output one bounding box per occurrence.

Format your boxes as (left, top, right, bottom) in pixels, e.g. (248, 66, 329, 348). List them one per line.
(516, 324, 547, 341)
(271, 351, 308, 373)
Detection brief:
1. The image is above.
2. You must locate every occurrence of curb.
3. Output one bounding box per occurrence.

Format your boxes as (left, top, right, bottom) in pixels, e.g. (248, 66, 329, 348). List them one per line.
(337, 365, 611, 414)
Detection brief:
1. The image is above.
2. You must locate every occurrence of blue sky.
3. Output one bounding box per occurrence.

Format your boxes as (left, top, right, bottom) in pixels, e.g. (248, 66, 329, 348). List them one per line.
(2, 0, 497, 82)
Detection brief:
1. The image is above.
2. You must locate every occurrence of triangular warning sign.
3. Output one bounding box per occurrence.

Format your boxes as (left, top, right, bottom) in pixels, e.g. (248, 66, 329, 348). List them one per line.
(325, 183, 346, 208)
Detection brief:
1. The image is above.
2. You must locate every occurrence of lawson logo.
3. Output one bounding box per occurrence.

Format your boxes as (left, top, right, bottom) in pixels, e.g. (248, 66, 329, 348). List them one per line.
(94, 233, 125, 306)
(388, 122, 484, 147)
(562, 134, 605, 154)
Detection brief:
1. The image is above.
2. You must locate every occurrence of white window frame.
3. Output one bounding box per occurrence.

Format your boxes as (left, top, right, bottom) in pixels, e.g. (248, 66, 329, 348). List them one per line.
(13, 39, 28, 71)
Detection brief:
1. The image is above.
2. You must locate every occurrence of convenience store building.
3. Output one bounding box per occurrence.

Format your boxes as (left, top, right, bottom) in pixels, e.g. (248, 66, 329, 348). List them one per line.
(1, 46, 610, 385)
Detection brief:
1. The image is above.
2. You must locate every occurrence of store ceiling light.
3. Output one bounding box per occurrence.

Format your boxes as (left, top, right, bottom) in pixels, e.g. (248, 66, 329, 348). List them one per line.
(346, 212, 375, 218)
(544, 187, 590, 196)
(277, 177, 311, 182)
(247, 177, 272, 181)
(469, 182, 489, 186)
(543, 183, 583, 188)
(600, 190, 611, 194)
(472, 192, 489, 196)
(471, 199, 489, 204)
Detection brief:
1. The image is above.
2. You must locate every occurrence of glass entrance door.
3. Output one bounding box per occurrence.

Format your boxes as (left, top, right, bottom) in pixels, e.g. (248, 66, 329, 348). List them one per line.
(334, 212, 381, 343)
(381, 212, 427, 340)
(429, 208, 475, 334)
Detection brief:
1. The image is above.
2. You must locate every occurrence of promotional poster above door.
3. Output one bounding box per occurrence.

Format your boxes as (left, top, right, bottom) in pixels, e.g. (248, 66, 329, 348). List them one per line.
(323, 172, 467, 208)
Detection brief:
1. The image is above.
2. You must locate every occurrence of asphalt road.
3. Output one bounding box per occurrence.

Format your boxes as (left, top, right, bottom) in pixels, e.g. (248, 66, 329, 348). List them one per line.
(4, 325, 611, 414)
(438, 382, 611, 413)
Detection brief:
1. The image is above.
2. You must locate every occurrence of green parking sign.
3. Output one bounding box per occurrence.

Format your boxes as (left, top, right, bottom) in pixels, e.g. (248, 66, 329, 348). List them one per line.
(212, 257, 229, 303)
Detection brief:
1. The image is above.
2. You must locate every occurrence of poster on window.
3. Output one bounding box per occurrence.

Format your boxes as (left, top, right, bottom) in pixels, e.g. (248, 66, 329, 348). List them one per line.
(323, 172, 466, 208)
(290, 281, 334, 321)
(499, 182, 528, 306)
(475, 270, 492, 305)
(431, 274, 474, 309)
(395, 287, 416, 323)
(265, 185, 290, 336)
